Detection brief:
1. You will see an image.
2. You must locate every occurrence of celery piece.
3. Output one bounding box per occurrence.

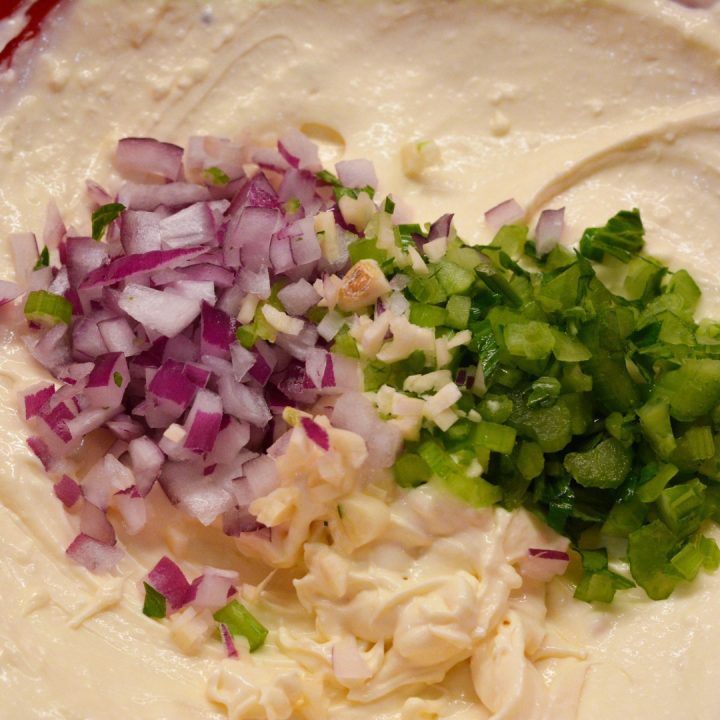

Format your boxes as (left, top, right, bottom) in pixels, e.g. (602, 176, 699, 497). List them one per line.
(665, 268, 701, 314)
(515, 441, 544, 481)
(418, 440, 458, 480)
(473, 421, 517, 454)
(24, 290, 73, 325)
(602, 497, 647, 537)
(678, 426, 715, 463)
(561, 363, 593, 393)
(551, 329, 592, 362)
(437, 472, 502, 507)
(670, 542, 704, 582)
(574, 572, 615, 603)
(504, 321, 555, 360)
(657, 479, 707, 537)
(564, 438, 631, 489)
(445, 295, 471, 330)
(636, 463, 678, 503)
(527, 376, 561, 409)
(699, 536, 720, 572)
(624, 255, 665, 302)
(490, 224, 527, 256)
(478, 394, 514, 423)
(628, 520, 681, 600)
(536, 262, 586, 312)
(393, 453, 432, 488)
(409, 302, 447, 328)
(407, 275, 447, 305)
(331, 329, 360, 359)
(605, 412, 635, 447)
(652, 359, 720, 422)
(509, 396, 573, 453)
(435, 261, 475, 295)
(637, 400, 676, 459)
(213, 600, 268, 652)
(348, 237, 388, 266)
(445, 245, 483, 271)
(584, 352, 640, 413)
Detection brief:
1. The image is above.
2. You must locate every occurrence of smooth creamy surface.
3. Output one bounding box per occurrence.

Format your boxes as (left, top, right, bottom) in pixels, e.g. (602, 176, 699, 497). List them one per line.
(3, 1, 720, 718)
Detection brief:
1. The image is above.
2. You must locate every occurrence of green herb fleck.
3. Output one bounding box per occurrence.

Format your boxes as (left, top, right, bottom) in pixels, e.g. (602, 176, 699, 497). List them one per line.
(33, 246, 50, 271)
(204, 166, 230, 186)
(91, 202, 126, 241)
(142, 582, 166, 619)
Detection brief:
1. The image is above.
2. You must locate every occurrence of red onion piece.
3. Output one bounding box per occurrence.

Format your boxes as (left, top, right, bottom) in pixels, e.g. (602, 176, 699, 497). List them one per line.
(85, 352, 129, 408)
(80, 500, 117, 545)
(66, 533, 123, 573)
(484, 198, 524, 231)
(0, 279, 23, 306)
(20, 382, 56, 420)
(128, 436, 164, 496)
(200, 301, 234, 359)
(118, 284, 201, 338)
(219, 375, 272, 428)
(300, 416, 330, 451)
(147, 556, 192, 611)
(534, 207, 565, 256)
(193, 568, 238, 609)
(277, 278, 320, 316)
(336, 158, 378, 190)
(159, 202, 216, 249)
(115, 137, 184, 181)
(219, 623, 239, 658)
(183, 389, 223, 454)
(10, 232, 39, 288)
(113, 486, 147, 535)
(278, 128, 322, 172)
(520, 548, 571, 582)
(53, 474, 82, 508)
(82, 453, 135, 510)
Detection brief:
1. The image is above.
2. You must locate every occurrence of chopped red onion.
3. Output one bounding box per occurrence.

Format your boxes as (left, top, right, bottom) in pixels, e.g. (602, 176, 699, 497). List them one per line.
(10, 232, 39, 288)
(219, 623, 239, 658)
(193, 568, 238, 609)
(278, 128, 322, 172)
(66, 533, 123, 573)
(115, 137, 184, 181)
(20, 382, 56, 420)
(0, 279, 23, 306)
(277, 278, 320, 316)
(53, 474, 82, 507)
(300, 416, 330, 451)
(484, 198, 524, 231)
(147, 555, 192, 611)
(113, 487, 147, 535)
(183, 389, 223, 453)
(80, 499, 117, 545)
(119, 284, 201, 338)
(534, 207, 565, 256)
(336, 158, 378, 190)
(520, 548, 571, 582)
(84, 352, 129, 408)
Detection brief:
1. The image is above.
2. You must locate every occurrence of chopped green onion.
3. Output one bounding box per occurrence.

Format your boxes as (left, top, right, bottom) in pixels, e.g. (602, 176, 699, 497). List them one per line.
(33, 246, 50, 270)
(204, 166, 230, 186)
(142, 582, 166, 619)
(24, 290, 73, 325)
(91, 202, 126, 241)
(213, 600, 268, 652)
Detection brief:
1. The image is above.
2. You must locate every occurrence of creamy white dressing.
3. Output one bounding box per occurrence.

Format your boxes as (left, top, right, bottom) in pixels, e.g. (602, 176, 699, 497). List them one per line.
(2, 0, 720, 718)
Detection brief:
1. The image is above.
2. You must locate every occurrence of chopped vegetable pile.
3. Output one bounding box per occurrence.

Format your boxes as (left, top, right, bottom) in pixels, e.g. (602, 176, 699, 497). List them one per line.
(5, 127, 720, 638)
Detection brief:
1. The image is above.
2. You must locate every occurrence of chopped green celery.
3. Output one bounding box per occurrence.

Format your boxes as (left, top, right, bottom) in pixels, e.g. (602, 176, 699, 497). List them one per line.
(393, 453, 432, 488)
(561, 364, 593, 393)
(348, 237, 389, 266)
(394, 223, 423, 253)
(656, 312, 695, 346)
(551, 329, 591, 362)
(24, 290, 73, 325)
(579, 547, 609, 572)
(670, 542, 704, 581)
(445, 295, 471, 330)
(363, 351, 425, 392)
(636, 463, 678, 503)
(665, 268, 701, 314)
(409, 302, 446, 328)
(504, 321, 555, 360)
(407, 275, 447, 305)
(536, 262, 588, 312)
(478, 394, 514, 423)
(605, 412, 635, 447)
(437, 472, 502, 507)
(574, 571, 617, 603)
(624, 255, 665, 302)
(584, 353, 640, 414)
(445, 245, 483, 271)
(435, 261, 475, 295)
(493, 366, 524, 389)
(331, 329, 360, 358)
(657, 478, 707, 537)
(515, 441, 544, 480)
(574, 569, 635, 603)
(527, 376, 561, 409)
(676, 426, 715, 463)
(628, 520, 681, 600)
(446, 420, 473, 444)
(602, 497, 647, 537)
(213, 600, 268, 652)
(490, 224, 527, 256)
(508, 394, 573, 453)
(699, 536, 720, 571)
(563, 438, 631, 489)
(637, 400, 676, 459)
(558, 393, 592, 436)
(474, 444, 491, 469)
(579, 208, 644, 263)
(473, 421, 517, 454)
(418, 440, 459, 480)
(652, 359, 720, 422)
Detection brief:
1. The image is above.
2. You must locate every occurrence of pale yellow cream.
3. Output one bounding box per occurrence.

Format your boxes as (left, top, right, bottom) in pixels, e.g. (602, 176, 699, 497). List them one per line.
(2, 1, 720, 718)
